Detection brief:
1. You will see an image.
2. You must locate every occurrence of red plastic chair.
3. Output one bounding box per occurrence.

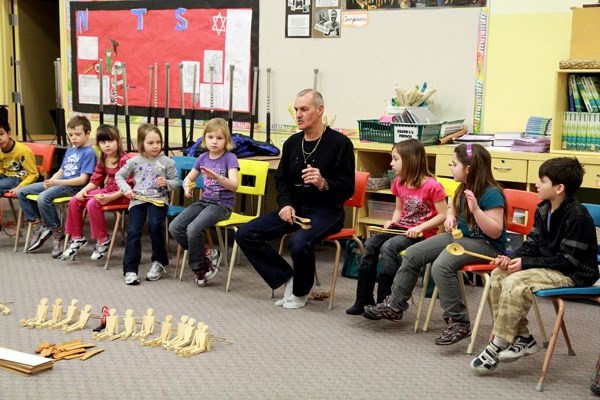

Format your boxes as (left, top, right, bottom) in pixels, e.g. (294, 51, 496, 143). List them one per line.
(278, 171, 370, 310)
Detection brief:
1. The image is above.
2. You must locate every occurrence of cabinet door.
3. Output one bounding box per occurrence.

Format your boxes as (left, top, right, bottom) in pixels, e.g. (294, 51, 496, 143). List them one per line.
(435, 154, 453, 177)
(581, 163, 600, 189)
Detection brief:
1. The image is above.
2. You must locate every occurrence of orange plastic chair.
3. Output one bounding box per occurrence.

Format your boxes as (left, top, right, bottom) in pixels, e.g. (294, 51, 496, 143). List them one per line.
(278, 171, 370, 310)
(13, 143, 56, 252)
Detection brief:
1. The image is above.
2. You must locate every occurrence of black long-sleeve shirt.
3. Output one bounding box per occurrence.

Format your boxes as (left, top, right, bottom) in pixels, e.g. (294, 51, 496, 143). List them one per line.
(513, 197, 599, 287)
(275, 127, 355, 210)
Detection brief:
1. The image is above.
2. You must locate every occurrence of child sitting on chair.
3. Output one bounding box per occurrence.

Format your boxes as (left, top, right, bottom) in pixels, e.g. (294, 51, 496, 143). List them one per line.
(471, 157, 599, 375)
(0, 117, 38, 196)
(18, 115, 97, 258)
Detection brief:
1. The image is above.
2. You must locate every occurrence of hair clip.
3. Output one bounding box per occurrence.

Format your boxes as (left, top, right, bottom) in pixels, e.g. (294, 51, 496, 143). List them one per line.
(466, 143, 472, 161)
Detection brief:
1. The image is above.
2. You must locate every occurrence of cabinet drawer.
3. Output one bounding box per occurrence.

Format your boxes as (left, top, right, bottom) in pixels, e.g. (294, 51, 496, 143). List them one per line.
(527, 160, 543, 184)
(435, 154, 453, 177)
(491, 158, 527, 183)
(581, 163, 600, 189)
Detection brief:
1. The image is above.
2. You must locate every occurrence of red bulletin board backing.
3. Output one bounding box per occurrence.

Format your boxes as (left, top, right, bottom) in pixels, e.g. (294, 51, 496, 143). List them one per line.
(69, 0, 259, 122)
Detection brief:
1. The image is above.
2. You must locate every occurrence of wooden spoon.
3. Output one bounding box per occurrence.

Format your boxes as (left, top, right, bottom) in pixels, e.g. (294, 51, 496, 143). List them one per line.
(293, 215, 311, 224)
(294, 220, 312, 230)
(445, 243, 495, 261)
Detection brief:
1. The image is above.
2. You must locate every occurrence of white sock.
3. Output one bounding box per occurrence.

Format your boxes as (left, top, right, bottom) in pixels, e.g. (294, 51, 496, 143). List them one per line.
(492, 337, 509, 350)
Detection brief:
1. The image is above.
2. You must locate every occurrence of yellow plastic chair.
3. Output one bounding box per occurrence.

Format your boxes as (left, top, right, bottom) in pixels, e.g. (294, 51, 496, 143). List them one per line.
(179, 159, 269, 289)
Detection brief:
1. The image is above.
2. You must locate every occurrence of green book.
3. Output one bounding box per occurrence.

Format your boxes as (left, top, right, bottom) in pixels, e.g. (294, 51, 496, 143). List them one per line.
(575, 75, 595, 112)
(570, 75, 584, 112)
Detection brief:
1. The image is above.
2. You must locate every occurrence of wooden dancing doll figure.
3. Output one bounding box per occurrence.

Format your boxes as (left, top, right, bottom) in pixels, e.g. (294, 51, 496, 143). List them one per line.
(134, 308, 155, 340)
(120, 309, 137, 340)
(51, 298, 79, 329)
(20, 297, 49, 327)
(143, 314, 173, 347)
(168, 317, 196, 352)
(64, 304, 93, 333)
(162, 315, 188, 349)
(179, 322, 210, 357)
(93, 308, 120, 340)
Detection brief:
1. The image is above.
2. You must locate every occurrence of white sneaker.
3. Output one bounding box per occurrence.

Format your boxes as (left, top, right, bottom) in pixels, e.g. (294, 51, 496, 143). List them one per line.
(91, 237, 111, 261)
(61, 238, 87, 261)
(125, 272, 140, 285)
(282, 294, 309, 309)
(146, 261, 166, 281)
(275, 277, 294, 306)
(498, 335, 540, 363)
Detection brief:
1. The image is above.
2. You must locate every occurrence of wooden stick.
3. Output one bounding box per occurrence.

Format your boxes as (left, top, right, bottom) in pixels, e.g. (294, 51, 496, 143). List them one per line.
(133, 194, 165, 207)
(367, 226, 423, 237)
(80, 348, 105, 361)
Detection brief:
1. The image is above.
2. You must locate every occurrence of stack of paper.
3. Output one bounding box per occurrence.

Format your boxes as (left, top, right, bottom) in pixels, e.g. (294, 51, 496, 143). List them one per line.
(0, 347, 54, 375)
(440, 119, 465, 138)
(453, 134, 494, 147)
(397, 107, 440, 124)
(493, 132, 523, 147)
(511, 135, 551, 153)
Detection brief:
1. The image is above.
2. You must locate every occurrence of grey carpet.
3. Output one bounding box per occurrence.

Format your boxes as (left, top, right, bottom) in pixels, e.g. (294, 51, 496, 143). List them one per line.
(0, 230, 598, 400)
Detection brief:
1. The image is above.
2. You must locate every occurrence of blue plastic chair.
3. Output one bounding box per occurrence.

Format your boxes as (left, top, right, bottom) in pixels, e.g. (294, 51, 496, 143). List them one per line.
(533, 203, 600, 392)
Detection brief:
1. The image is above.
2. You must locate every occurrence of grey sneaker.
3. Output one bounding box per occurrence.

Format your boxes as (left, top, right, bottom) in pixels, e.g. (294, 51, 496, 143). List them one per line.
(471, 342, 502, 375)
(91, 237, 111, 261)
(194, 270, 207, 287)
(362, 296, 403, 322)
(498, 335, 540, 363)
(125, 272, 140, 285)
(51, 234, 65, 259)
(27, 224, 52, 252)
(146, 261, 166, 281)
(61, 238, 87, 261)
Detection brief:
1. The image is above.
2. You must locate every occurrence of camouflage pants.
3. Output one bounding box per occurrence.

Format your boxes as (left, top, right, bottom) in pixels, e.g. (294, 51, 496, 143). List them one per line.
(490, 267, 574, 343)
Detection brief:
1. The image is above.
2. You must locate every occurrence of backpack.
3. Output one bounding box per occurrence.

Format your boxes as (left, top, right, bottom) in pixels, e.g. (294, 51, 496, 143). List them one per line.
(185, 133, 280, 159)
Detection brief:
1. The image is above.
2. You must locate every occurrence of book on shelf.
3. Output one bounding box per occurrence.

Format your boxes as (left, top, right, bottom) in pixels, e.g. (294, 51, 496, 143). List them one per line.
(524, 116, 552, 136)
(562, 111, 600, 152)
(576, 75, 599, 112)
(510, 135, 551, 153)
(584, 76, 600, 110)
(492, 131, 523, 147)
(0, 347, 54, 375)
(569, 75, 584, 112)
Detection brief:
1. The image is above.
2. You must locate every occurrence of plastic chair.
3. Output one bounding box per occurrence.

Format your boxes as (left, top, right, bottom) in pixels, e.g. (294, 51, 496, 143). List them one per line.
(168, 156, 205, 280)
(201, 159, 269, 291)
(13, 143, 56, 252)
(278, 171, 370, 310)
(532, 202, 600, 391)
(414, 176, 460, 333)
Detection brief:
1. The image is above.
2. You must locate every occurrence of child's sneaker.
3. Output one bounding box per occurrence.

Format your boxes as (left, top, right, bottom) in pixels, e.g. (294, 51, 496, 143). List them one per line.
(146, 261, 166, 281)
(362, 296, 403, 322)
(434, 318, 471, 345)
(61, 238, 87, 261)
(51, 234, 65, 259)
(125, 272, 140, 285)
(471, 342, 503, 375)
(497, 335, 540, 363)
(204, 255, 220, 281)
(194, 270, 207, 287)
(91, 237, 111, 261)
(27, 224, 52, 252)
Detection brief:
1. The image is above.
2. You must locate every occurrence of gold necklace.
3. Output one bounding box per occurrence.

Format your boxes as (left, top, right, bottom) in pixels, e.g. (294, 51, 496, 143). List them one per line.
(301, 127, 325, 164)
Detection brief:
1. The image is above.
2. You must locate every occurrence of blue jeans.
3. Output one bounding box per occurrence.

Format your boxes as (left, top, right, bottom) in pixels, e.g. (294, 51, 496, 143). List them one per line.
(355, 232, 419, 305)
(235, 206, 344, 296)
(0, 176, 19, 195)
(17, 182, 81, 229)
(168, 200, 231, 271)
(123, 203, 169, 275)
(390, 233, 499, 324)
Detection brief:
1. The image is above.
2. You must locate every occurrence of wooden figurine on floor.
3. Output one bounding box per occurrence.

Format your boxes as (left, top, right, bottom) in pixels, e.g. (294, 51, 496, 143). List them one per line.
(0, 299, 12, 315)
(63, 304, 92, 334)
(162, 315, 189, 349)
(20, 297, 49, 328)
(119, 309, 137, 340)
(93, 308, 120, 340)
(39, 298, 63, 329)
(133, 308, 155, 340)
(51, 298, 79, 329)
(142, 314, 173, 347)
(167, 317, 196, 352)
(179, 322, 210, 357)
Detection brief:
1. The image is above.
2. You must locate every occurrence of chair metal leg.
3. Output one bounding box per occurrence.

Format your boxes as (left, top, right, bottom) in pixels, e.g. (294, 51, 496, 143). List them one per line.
(225, 242, 239, 292)
(414, 263, 432, 333)
(328, 240, 342, 311)
(13, 208, 23, 252)
(423, 286, 439, 332)
(179, 250, 188, 281)
(536, 297, 566, 392)
(458, 271, 470, 320)
(174, 245, 182, 279)
(23, 221, 33, 254)
(532, 296, 548, 346)
(104, 212, 122, 271)
(466, 273, 491, 355)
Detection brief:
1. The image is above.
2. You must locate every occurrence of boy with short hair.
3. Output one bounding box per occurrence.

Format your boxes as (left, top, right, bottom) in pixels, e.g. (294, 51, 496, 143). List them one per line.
(0, 118, 38, 196)
(471, 157, 599, 375)
(18, 115, 97, 258)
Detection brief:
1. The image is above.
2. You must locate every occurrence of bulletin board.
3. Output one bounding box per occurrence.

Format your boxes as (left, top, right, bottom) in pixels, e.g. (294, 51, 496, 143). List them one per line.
(69, 0, 259, 121)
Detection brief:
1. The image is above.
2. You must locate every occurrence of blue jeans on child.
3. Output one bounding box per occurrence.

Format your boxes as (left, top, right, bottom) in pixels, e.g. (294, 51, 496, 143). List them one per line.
(0, 175, 19, 195)
(168, 200, 231, 271)
(235, 206, 344, 297)
(17, 182, 80, 229)
(123, 202, 169, 275)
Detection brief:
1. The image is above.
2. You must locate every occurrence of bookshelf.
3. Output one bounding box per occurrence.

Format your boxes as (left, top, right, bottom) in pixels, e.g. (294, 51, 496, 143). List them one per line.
(551, 69, 600, 154)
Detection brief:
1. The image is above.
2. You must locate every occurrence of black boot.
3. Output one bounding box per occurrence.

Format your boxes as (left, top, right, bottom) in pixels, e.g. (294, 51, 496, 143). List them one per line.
(346, 271, 376, 315)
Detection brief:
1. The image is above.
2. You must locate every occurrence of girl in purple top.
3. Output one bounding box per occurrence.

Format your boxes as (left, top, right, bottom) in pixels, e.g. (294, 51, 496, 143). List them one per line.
(168, 118, 239, 287)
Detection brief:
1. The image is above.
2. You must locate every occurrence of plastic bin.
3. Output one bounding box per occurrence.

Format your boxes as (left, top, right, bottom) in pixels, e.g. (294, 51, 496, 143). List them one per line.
(368, 200, 396, 220)
(358, 119, 441, 145)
